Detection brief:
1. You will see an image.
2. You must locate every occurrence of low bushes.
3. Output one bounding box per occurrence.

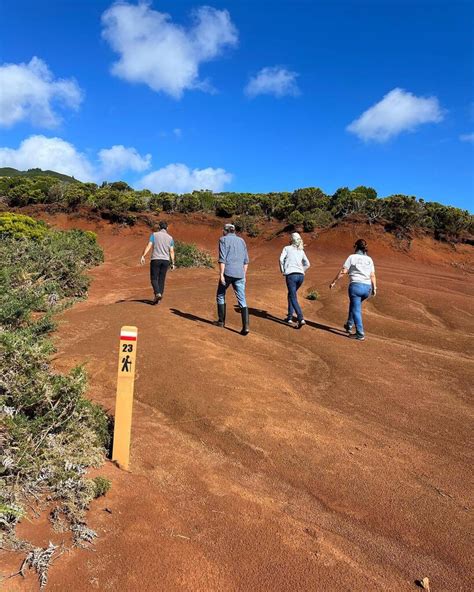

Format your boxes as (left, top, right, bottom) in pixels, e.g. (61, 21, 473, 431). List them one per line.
(175, 241, 213, 268)
(0, 212, 49, 239)
(0, 214, 109, 584)
(0, 172, 472, 241)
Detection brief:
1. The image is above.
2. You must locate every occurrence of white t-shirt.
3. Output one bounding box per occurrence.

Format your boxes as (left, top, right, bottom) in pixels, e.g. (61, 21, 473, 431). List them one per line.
(343, 253, 375, 285)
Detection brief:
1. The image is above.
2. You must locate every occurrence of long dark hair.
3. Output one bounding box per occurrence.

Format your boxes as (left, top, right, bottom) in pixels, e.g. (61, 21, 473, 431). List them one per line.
(354, 238, 368, 254)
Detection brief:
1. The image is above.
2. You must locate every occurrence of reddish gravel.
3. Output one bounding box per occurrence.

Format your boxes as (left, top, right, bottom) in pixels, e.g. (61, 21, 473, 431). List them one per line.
(2, 213, 473, 591)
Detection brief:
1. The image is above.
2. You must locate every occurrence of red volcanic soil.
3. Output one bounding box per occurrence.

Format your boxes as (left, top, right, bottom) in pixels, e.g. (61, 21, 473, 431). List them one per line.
(2, 212, 473, 591)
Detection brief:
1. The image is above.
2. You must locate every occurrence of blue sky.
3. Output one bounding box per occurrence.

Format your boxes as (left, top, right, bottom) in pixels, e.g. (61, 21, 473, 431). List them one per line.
(0, 0, 472, 209)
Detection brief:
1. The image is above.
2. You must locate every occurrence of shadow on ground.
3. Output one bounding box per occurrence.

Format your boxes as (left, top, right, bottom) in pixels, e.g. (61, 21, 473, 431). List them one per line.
(247, 307, 348, 337)
(116, 298, 156, 306)
(170, 308, 241, 334)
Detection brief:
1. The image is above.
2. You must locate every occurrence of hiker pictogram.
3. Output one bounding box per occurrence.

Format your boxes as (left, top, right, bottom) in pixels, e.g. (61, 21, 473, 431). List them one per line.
(121, 355, 132, 373)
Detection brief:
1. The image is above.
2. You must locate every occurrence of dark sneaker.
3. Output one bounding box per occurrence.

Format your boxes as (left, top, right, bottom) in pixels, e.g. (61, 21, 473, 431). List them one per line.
(153, 293, 162, 305)
(350, 333, 365, 341)
(297, 319, 306, 329)
(344, 322, 353, 334)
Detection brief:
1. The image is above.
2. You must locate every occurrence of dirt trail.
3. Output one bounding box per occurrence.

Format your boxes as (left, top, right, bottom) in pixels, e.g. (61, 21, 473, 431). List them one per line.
(3, 214, 474, 591)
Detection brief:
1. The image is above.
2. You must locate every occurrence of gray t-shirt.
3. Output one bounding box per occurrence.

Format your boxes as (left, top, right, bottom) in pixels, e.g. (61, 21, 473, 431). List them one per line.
(218, 233, 249, 279)
(343, 253, 375, 285)
(279, 245, 310, 275)
(150, 230, 174, 261)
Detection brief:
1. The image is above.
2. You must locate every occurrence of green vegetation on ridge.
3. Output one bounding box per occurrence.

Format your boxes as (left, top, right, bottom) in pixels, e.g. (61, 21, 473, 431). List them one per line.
(0, 172, 472, 242)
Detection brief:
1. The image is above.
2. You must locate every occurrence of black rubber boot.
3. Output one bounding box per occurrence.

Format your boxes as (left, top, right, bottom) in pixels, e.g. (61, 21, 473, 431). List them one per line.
(240, 307, 249, 335)
(217, 303, 226, 327)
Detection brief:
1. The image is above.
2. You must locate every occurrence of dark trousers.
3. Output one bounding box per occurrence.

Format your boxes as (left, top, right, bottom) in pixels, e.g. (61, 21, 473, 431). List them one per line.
(286, 273, 305, 321)
(150, 260, 169, 296)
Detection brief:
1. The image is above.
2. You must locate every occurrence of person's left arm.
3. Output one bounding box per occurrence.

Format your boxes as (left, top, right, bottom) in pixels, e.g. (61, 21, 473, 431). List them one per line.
(170, 239, 176, 271)
(370, 260, 376, 296)
(218, 238, 227, 284)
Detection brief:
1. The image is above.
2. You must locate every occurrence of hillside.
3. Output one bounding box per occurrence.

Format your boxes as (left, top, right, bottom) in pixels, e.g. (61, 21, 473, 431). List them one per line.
(1, 211, 472, 591)
(0, 167, 78, 183)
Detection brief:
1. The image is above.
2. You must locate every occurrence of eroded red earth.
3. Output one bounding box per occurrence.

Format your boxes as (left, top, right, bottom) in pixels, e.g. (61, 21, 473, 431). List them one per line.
(2, 213, 473, 591)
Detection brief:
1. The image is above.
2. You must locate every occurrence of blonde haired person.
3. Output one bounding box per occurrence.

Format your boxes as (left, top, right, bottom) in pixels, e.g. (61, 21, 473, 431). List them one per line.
(279, 232, 310, 328)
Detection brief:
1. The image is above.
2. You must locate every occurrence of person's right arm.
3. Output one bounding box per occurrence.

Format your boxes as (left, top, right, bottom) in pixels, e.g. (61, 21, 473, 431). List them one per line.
(140, 238, 153, 265)
(218, 238, 226, 285)
(330, 267, 348, 288)
(330, 256, 351, 288)
(279, 247, 287, 274)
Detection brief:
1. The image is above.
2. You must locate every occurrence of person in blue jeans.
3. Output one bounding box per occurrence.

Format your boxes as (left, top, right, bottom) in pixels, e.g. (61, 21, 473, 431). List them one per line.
(216, 223, 250, 335)
(279, 233, 310, 328)
(329, 239, 377, 341)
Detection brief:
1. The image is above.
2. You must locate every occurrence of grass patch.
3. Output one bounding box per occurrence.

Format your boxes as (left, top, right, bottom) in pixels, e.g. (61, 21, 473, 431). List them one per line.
(92, 477, 112, 498)
(306, 288, 319, 301)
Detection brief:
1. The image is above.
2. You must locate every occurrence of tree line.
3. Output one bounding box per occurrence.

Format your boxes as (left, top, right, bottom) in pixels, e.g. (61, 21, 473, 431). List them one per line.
(0, 173, 472, 241)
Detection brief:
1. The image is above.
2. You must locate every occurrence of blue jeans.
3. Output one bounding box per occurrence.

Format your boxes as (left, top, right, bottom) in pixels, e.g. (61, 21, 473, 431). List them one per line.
(347, 282, 372, 336)
(286, 273, 305, 321)
(216, 275, 247, 308)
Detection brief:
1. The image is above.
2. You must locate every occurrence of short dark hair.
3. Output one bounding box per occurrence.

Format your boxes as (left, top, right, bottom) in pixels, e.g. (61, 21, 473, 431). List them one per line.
(354, 238, 368, 253)
(158, 220, 168, 230)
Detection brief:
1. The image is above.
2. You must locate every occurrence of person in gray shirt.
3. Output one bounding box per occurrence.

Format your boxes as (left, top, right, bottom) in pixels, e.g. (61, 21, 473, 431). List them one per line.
(216, 223, 250, 335)
(140, 220, 175, 304)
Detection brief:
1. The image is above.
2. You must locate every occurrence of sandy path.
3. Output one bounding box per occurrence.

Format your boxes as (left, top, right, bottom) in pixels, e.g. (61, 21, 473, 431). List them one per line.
(3, 216, 473, 591)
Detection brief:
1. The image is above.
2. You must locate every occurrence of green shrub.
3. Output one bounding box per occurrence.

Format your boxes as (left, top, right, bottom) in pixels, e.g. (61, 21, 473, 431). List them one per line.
(233, 215, 260, 237)
(306, 288, 319, 300)
(174, 241, 213, 268)
(176, 193, 202, 213)
(215, 194, 238, 217)
(0, 212, 49, 239)
(0, 218, 108, 558)
(288, 210, 304, 227)
(92, 477, 111, 498)
(292, 187, 329, 212)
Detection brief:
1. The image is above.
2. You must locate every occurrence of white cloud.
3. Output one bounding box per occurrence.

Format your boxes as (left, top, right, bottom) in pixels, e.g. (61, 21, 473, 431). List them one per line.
(244, 66, 300, 98)
(0, 57, 83, 128)
(101, 2, 238, 99)
(0, 136, 94, 180)
(139, 163, 232, 193)
(98, 145, 151, 177)
(0, 136, 151, 182)
(347, 88, 444, 142)
(173, 128, 182, 138)
(459, 133, 474, 143)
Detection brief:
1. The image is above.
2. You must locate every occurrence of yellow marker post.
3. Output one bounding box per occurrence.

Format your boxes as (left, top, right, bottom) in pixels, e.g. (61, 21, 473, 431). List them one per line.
(112, 326, 138, 470)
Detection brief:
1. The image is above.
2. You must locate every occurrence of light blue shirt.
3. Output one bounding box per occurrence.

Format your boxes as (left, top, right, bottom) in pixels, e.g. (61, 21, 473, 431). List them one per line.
(218, 233, 249, 279)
